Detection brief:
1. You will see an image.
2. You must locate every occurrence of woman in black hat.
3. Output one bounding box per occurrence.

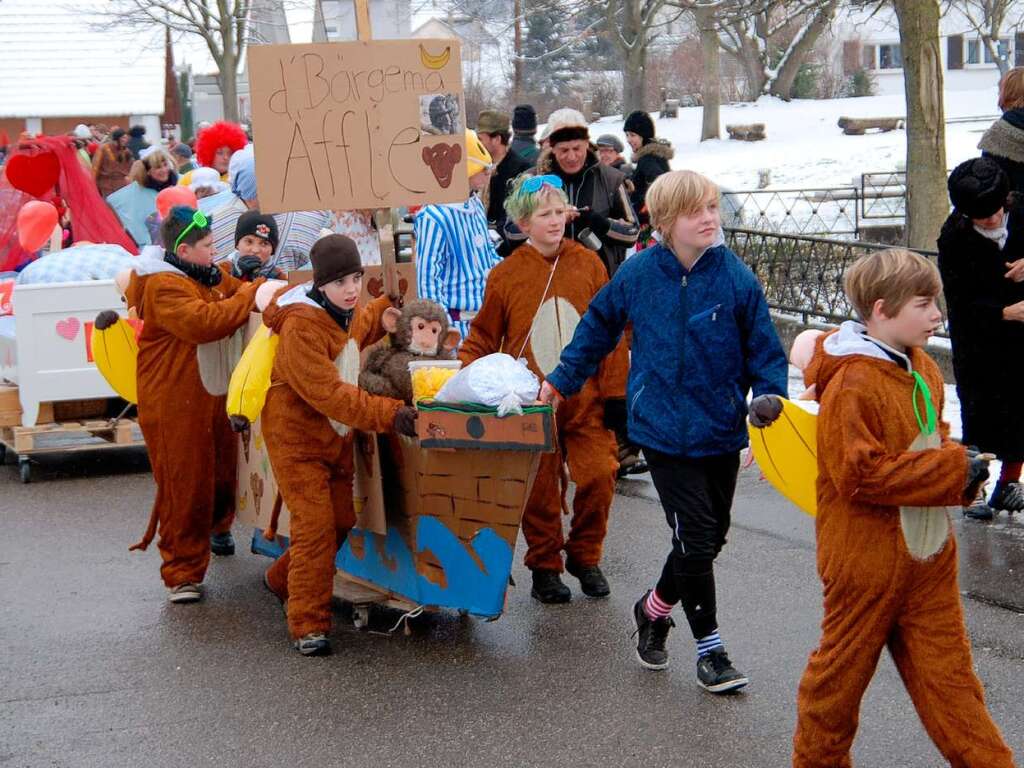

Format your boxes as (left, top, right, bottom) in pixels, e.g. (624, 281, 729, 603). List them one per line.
(938, 156, 1024, 517)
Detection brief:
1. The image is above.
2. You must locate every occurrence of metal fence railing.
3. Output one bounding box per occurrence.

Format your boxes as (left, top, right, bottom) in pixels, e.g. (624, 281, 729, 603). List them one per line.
(723, 226, 947, 337)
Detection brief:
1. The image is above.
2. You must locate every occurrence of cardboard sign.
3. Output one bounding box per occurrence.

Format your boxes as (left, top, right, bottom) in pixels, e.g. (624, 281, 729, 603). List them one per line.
(248, 40, 469, 214)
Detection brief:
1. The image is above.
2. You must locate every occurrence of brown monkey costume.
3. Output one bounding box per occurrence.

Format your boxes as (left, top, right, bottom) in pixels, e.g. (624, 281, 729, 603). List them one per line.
(126, 256, 260, 589)
(793, 326, 1014, 768)
(459, 239, 627, 578)
(260, 274, 406, 642)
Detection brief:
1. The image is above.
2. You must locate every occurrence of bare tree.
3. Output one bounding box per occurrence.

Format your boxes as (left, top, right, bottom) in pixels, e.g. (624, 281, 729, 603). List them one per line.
(80, 0, 294, 123)
(691, 3, 721, 139)
(948, 0, 1017, 76)
(603, 0, 686, 113)
(894, 0, 948, 249)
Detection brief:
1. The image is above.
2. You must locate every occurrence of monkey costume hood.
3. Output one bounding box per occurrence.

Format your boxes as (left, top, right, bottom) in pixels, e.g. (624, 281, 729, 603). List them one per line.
(260, 284, 404, 640)
(792, 322, 1013, 768)
(126, 255, 261, 588)
(460, 238, 626, 572)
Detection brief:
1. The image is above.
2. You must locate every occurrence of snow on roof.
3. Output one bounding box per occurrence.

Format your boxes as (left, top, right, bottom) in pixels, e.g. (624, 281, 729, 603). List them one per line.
(0, 0, 166, 118)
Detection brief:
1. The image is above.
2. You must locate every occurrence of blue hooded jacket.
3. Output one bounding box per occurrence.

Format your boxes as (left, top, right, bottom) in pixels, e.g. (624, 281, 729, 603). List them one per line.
(546, 242, 788, 457)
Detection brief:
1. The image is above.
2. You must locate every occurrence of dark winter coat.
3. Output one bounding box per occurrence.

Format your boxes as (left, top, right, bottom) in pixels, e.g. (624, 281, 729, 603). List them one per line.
(505, 147, 639, 276)
(937, 205, 1024, 460)
(630, 138, 674, 219)
(510, 135, 539, 165)
(546, 241, 788, 457)
(978, 110, 1024, 193)
(610, 158, 634, 178)
(487, 147, 532, 236)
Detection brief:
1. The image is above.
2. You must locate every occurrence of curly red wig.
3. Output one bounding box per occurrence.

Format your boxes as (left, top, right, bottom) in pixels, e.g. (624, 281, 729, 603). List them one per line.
(195, 121, 247, 168)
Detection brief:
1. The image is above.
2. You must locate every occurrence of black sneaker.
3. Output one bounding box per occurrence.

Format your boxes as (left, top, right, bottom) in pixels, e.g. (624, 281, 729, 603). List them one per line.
(211, 531, 235, 556)
(963, 499, 995, 521)
(530, 570, 571, 604)
(294, 632, 331, 657)
(696, 647, 749, 694)
(990, 482, 1024, 513)
(632, 591, 674, 670)
(566, 561, 611, 598)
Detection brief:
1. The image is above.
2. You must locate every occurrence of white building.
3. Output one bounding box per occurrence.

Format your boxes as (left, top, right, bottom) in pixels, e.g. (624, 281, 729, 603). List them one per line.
(313, 0, 412, 40)
(835, 3, 1024, 96)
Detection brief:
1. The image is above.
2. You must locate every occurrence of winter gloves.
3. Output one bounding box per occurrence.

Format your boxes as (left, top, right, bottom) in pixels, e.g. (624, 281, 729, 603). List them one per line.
(964, 447, 991, 503)
(748, 395, 783, 428)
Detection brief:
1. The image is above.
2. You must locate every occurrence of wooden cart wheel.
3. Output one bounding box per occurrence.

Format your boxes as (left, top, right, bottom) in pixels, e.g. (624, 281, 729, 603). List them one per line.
(19, 457, 30, 484)
(352, 604, 371, 630)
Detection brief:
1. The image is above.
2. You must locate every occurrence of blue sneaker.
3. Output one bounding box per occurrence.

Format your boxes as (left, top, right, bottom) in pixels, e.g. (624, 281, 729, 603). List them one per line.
(295, 633, 331, 656)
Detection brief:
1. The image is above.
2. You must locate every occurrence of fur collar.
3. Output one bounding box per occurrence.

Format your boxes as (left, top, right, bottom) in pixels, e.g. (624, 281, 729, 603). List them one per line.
(634, 138, 674, 161)
(978, 117, 1024, 164)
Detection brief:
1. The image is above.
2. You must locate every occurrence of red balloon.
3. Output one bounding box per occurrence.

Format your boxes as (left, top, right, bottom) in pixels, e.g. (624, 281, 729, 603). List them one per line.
(17, 201, 59, 252)
(155, 186, 198, 220)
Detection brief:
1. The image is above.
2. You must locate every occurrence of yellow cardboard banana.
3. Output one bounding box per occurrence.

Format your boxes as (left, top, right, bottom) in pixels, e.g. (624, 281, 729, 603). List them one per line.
(226, 324, 279, 428)
(91, 318, 140, 404)
(419, 43, 451, 70)
(748, 398, 818, 516)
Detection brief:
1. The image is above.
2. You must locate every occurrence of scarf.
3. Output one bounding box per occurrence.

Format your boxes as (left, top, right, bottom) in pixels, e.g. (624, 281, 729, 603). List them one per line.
(164, 251, 223, 287)
(307, 285, 354, 331)
(974, 223, 1009, 250)
(144, 170, 179, 192)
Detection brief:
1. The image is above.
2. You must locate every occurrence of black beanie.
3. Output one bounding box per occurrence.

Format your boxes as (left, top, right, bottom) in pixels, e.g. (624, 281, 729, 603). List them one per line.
(948, 157, 1010, 219)
(234, 210, 279, 254)
(311, 234, 362, 287)
(513, 104, 537, 133)
(624, 110, 655, 143)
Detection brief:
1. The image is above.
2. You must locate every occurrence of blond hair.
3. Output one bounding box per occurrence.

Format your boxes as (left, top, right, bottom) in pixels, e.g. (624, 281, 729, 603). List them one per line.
(646, 170, 719, 237)
(999, 67, 1024, 111)
(844, 248, 941, 321)
(129, 151, 170, 185)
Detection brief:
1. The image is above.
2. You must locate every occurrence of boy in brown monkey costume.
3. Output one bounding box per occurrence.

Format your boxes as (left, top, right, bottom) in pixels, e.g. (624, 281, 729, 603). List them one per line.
(460, 174, 627, 603)
(764, 249, 1014, 767)
(260, 234, 419, 656)
(359, 298, 460, 403)
(99, 206, 262, 603)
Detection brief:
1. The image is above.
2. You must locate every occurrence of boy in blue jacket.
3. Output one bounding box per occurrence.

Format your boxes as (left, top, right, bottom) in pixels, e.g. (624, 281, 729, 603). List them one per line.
(541, 170, 788, 693)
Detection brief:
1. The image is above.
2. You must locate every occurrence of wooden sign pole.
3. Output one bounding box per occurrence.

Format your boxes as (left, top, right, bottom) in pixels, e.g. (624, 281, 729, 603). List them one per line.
(354, 0, 372, 42)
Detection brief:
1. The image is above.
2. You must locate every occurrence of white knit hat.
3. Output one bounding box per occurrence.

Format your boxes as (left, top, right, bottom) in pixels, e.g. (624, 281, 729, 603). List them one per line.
(73, 124, 91, 139)
(544, 108, 590, 145)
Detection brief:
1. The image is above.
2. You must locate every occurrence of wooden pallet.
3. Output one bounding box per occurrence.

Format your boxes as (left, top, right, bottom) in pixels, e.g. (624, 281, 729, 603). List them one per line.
(0, 417, 144, 455)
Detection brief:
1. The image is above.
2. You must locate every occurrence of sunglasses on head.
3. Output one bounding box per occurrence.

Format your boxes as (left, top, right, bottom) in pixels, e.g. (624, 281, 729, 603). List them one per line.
(522, 174, 563, 193)
(173, 209, 210, 252)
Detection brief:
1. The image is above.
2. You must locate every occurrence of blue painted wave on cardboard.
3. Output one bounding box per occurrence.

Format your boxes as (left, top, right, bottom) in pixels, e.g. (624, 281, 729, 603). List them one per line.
(250, 519, 513, 618)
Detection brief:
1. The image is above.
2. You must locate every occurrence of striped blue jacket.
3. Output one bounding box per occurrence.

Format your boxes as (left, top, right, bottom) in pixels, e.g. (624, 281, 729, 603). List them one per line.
(414, 195, 500, 339)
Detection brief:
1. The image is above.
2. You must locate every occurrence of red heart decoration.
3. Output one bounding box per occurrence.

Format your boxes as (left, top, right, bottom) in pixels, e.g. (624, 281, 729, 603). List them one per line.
(6, 152, 60, 198)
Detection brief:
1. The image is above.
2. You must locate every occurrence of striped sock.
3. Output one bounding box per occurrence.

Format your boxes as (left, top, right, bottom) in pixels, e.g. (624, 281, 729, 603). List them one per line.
(696, 630, 723, 659)
(643, 589, 673, 620)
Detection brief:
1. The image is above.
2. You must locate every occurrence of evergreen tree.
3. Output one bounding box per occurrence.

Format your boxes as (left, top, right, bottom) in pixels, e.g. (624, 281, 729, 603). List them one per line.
(521, 4, 578, 112)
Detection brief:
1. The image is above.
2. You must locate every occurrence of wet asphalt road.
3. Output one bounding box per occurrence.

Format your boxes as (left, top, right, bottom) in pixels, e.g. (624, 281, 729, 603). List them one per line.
(2, 448, 1023, 768)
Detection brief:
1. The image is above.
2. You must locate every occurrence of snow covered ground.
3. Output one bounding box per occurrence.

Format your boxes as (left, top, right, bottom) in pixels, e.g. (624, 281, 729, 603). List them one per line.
(586, 89, 1002, 192)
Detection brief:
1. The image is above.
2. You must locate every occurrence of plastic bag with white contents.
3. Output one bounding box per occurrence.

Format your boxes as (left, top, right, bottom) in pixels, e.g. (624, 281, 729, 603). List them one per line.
(434, 353, 540, 416)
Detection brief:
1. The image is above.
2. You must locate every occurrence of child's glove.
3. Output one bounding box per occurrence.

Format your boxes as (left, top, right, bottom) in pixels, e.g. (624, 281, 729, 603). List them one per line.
(603, 398, 627, 434)
(963, 448, 991, 502)
(748, 395, 783, 428)
(393, 406, 418, 437)
(233, 255, 264, 281)
(94, 310, 120, 330)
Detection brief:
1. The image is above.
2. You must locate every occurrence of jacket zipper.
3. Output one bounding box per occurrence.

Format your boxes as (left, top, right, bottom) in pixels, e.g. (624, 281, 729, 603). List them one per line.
(679, 273, 688, 451)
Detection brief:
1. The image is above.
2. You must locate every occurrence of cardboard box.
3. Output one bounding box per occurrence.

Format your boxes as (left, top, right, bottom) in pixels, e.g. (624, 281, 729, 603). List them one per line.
(415, 401, 554, 452)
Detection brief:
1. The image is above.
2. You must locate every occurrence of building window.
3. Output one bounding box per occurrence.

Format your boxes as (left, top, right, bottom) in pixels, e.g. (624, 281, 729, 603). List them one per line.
(862, 44, 876, 70)
(983, 39, 1009, 64)
(878, 43, 902, 70)
(968, 39, 980, 64)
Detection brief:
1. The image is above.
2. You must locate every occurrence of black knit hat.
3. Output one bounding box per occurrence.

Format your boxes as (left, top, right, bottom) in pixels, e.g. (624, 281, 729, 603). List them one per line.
(948, 157, 1010, 219)
(513, 104, 537, 133)
(110, 128, 126, 141)
(624, 110, 655, 142)
(311, 234, 362, 287)
(234, 210, 279, 254)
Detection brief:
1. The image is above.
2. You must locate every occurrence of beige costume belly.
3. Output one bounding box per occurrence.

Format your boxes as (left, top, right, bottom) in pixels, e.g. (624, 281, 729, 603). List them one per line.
(328, 338, 361, 437)
(900, 430, 955, 560)
(197, 327, 247, 396)
(528, 297, 581, 376)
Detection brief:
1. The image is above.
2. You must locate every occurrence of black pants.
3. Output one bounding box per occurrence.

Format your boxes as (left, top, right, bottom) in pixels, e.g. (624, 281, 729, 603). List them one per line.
(645, 449, 740, 640)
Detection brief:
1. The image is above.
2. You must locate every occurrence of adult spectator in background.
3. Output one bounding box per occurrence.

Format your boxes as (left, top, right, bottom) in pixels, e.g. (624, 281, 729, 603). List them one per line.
(127, 125, 150, 160)
(91, 127, 134, 198)
(415, 129, 500, 340)
(624, 110, 674, 224)
(331, 209, 381, 265)
(477, 109, 531, 254)
(510, 104, 540, 165)
(171, 143, 196, 176)
(180, 121, 247, 186)
(595, 134, 633, 177)
(105, 148, 178, 247)
(938, 157, 1024, 519)
(979, 67, 1024, 191)
(506, 108, 638, 278)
